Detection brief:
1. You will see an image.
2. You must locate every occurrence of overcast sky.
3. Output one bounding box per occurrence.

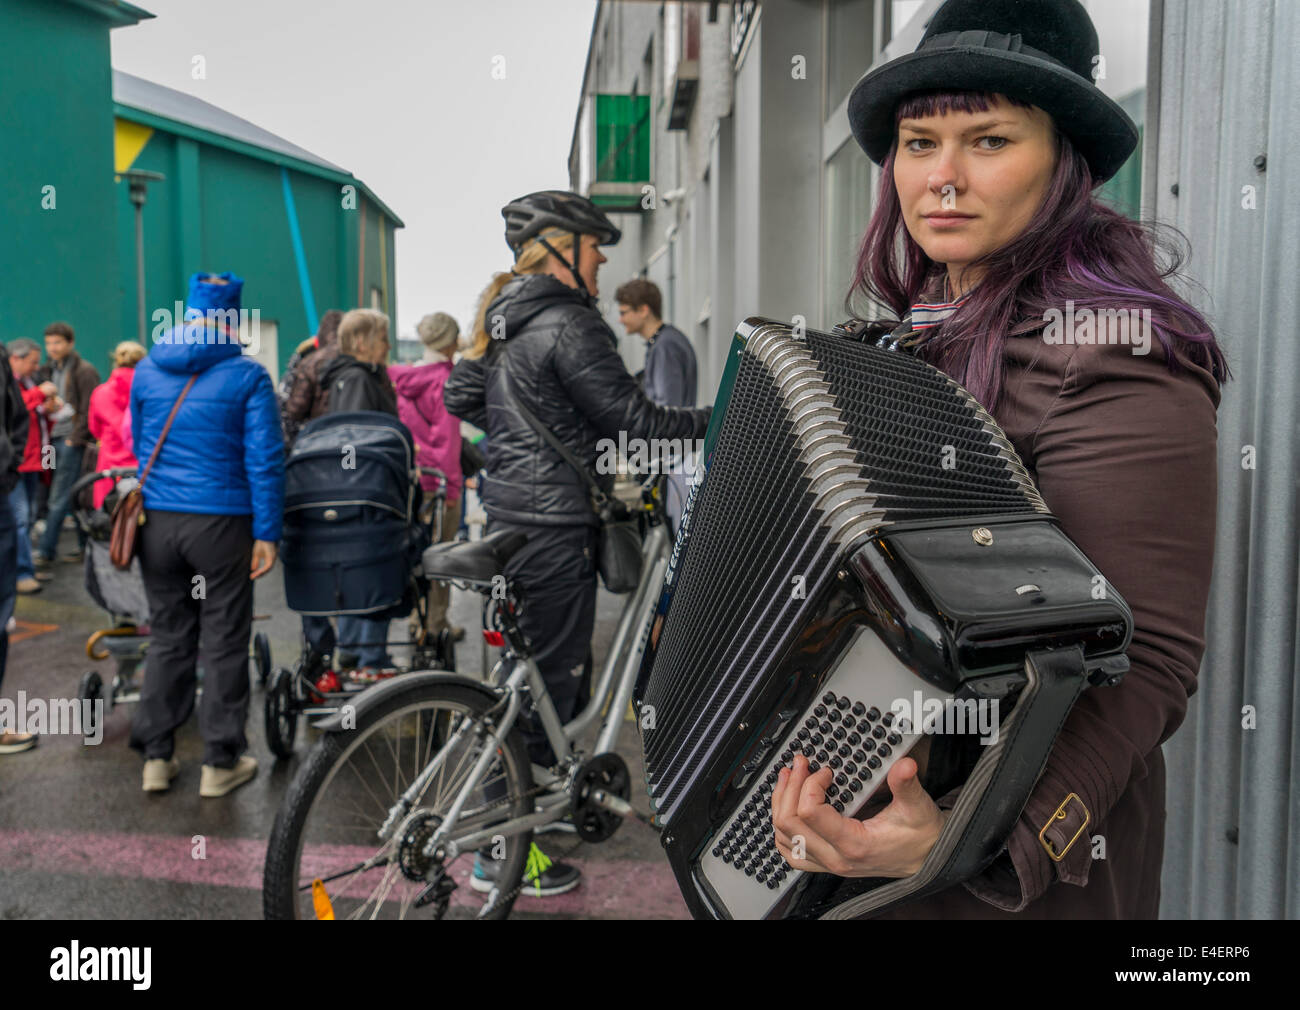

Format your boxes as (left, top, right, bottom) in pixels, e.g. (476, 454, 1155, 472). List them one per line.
(111, 0, 598, 339)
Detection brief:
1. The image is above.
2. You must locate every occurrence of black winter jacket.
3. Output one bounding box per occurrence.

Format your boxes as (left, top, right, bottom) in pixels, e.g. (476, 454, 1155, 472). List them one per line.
(444, 274, 710, 527)
(321, 354, 399, 416)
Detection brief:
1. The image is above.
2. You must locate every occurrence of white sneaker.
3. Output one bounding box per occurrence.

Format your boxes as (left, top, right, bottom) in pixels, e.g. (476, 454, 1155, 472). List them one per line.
(142, 757, 180, 792)
(199, 755, 258, 797)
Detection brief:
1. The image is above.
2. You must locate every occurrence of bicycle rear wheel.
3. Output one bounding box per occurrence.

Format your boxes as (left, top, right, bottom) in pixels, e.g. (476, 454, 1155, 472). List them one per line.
(263, 678, 534, 920)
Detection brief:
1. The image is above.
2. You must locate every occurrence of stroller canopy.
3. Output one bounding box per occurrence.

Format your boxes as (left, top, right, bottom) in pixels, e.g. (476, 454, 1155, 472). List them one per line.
(287, 411, 416, 521)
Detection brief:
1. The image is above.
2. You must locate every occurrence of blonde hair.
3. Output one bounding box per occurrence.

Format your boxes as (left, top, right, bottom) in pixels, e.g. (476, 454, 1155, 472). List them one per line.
(338, 308, 390, 357)
(465, 230, 577, 359)
(113, 341, 147, 368)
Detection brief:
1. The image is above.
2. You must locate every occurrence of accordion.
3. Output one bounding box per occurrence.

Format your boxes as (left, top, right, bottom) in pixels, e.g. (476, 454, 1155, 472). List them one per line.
(634, 318, 1133, 920)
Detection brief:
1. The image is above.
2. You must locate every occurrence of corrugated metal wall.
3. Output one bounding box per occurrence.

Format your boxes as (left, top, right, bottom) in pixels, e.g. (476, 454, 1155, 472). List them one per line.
(1149, 0, 1299, 919)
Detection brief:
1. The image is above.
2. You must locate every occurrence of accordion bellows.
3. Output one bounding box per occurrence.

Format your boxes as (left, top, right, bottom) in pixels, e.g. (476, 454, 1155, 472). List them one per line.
(636, 319, 1132, 919)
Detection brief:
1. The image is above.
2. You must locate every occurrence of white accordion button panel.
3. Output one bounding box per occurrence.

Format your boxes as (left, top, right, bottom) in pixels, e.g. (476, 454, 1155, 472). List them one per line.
(699, 627, 951, 919)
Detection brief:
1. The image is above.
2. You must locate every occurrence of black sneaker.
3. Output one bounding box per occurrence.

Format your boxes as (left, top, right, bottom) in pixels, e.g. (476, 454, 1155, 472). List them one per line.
(469, 843, 581, 897)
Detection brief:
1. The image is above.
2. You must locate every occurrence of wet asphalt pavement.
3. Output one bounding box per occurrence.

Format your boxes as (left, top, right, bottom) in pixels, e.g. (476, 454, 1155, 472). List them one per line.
(0, 523, 688, 920)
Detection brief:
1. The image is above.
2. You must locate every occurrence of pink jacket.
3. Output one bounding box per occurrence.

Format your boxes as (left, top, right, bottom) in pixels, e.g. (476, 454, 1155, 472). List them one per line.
(87, 366, 139, 509)
(388, 360, 462, 501)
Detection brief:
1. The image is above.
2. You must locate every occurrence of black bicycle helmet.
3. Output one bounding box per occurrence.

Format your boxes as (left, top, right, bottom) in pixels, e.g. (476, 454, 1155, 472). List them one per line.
(502, 191, 620, 302)
(502, 190, 622, 253)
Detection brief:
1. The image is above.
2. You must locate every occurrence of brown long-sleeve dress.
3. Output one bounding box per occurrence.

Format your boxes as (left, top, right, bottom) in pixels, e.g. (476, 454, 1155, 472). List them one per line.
(873, 321, 1222, 919)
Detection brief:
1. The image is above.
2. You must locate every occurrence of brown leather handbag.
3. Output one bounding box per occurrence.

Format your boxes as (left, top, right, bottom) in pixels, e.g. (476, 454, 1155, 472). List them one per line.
(109, 374, 197, 569)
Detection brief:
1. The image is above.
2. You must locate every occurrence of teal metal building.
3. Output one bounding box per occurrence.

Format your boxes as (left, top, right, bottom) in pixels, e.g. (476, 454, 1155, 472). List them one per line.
(1, 0, 402, 380)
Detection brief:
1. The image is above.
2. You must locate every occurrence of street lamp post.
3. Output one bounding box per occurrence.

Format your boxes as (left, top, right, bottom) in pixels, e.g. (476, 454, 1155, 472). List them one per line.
(123, 169, 165, 343)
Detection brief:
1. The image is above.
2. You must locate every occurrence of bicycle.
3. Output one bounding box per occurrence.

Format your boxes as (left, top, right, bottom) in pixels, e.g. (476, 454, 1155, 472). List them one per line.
(262, 467, 683, 919)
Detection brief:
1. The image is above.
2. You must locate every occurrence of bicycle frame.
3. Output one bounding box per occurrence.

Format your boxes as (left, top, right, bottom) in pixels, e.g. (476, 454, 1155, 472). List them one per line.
(394, 502, 675, 862)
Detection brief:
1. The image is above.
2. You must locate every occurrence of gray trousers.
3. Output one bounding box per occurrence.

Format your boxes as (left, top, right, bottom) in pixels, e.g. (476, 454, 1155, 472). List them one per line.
(129, 511, 254, 767)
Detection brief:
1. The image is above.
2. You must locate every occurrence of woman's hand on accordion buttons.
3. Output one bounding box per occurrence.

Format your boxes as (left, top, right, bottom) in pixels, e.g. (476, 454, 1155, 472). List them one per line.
(771, 753, 948, 878)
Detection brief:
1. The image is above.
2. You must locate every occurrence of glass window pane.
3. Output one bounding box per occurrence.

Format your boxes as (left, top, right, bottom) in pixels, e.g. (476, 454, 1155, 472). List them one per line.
(823, 138, 876, 325)
(828, 0, 875, 115)
(890, 1, 925, 41)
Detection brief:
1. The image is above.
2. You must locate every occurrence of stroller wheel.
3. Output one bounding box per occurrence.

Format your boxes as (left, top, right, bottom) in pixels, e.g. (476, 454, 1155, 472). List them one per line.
(78, 671, 104, 740)
(437, 628, 457, 674)
(265, 666, 299, 760)
(252, 632, 273, 688)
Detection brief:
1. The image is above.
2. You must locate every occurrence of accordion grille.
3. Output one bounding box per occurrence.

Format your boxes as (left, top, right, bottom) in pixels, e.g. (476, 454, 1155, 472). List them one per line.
(641, 324, 1048, 825)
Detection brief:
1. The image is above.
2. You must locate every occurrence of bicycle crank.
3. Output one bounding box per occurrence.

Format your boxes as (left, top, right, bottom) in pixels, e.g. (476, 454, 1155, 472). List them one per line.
(568, 753, 632, 842)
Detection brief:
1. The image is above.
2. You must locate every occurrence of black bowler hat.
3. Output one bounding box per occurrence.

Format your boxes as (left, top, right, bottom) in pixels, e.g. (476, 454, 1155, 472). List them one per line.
(847, 0, 1139, 182)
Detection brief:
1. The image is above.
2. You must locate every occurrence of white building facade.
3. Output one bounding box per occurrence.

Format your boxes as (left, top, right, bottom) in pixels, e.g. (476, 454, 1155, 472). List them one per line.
(568, 0, 1145, 402)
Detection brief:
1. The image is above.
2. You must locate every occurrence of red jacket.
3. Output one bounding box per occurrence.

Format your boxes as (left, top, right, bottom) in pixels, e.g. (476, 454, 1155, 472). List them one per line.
(18, 382, 47, 473)
(87, 366, 139, 509)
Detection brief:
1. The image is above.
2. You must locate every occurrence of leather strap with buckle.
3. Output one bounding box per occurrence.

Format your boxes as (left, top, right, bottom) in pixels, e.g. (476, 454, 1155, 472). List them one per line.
(1038, 792, 1090, 862)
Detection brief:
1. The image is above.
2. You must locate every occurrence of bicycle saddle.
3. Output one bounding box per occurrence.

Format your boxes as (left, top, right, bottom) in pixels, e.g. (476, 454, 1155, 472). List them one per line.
(421, 529, 529, 584)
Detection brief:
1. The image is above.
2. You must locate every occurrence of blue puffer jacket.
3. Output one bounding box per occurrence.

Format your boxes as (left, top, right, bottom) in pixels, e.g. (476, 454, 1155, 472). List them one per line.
(131, 329, 285, 542)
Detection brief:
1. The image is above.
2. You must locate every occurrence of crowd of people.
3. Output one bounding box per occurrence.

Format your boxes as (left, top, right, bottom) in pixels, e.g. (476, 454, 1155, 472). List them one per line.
(0, 225, 699, 893)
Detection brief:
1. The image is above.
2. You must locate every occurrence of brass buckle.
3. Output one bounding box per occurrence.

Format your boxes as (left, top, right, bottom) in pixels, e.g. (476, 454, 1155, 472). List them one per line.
(1038, 792, 1090, 862)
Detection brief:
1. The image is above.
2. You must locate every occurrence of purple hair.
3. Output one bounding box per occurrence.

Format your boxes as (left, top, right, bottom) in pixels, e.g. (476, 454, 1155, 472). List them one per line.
(848, 90, 1230, 412)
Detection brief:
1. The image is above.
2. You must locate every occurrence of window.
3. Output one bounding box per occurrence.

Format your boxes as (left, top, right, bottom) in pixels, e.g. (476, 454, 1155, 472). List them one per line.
(827, 0, 875, 116)
(589, 93, 652, 209)
(823, 139, 875, 326)
(889, 0, 925, 41)
(1087, 0, 1149, 219)
(639, 39, 652, 96)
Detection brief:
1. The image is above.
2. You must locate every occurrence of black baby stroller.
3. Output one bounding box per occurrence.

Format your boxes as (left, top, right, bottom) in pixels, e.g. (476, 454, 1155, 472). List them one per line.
(70, 467, 273, 742)
(267, 410, 456, 759)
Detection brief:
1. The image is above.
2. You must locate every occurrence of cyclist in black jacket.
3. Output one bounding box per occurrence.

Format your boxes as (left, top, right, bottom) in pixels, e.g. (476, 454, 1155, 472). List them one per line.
(445, 191, 710, 895)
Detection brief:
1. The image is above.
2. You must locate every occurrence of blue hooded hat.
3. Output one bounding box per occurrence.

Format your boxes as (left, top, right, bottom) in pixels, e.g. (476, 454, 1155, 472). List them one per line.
(183, 271, 244, 320)
(151, 271, 247, 373)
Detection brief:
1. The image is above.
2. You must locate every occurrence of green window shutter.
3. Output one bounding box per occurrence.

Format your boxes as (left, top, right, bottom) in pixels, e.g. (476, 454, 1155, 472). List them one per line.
(595, 94, 650, 184)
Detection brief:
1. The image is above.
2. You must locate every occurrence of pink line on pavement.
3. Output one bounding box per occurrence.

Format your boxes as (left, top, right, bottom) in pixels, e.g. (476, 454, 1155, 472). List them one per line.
(0, 828, 690, 919)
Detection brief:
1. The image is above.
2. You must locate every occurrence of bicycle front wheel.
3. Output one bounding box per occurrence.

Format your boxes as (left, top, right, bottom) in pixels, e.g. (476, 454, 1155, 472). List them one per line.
(263, 677, 534, 920)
